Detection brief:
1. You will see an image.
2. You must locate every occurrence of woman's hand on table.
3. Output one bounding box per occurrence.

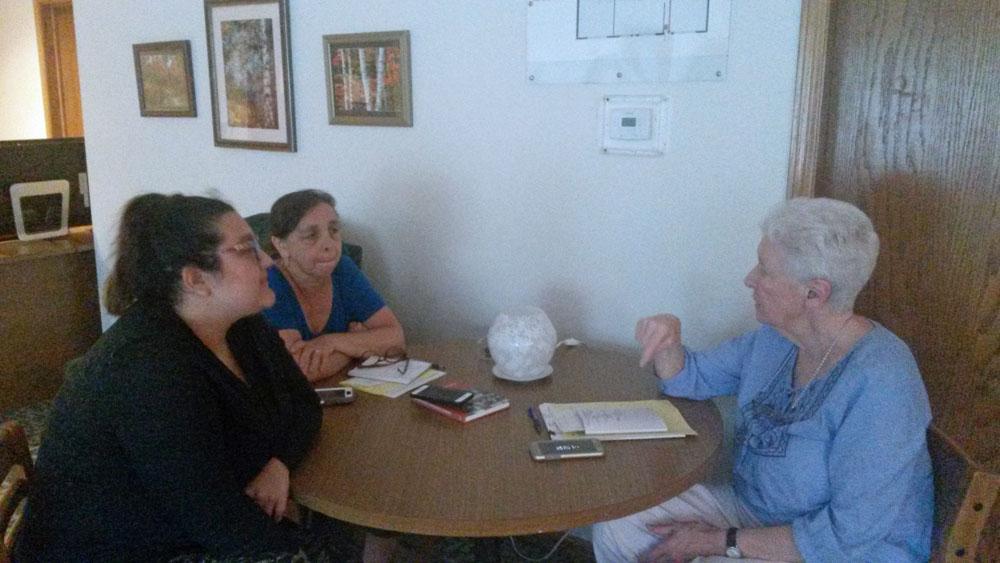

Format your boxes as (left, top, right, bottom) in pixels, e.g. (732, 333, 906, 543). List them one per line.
(278, 329, 303, 351)
(278, 329, 324, 376)
(640, 521, 725, 562)
(316, 307, 406, 358)
(296, 344, 329, 379)
(635, 314, 685, 377)
(277, 329, 348, 381)
(278, 330, 346, 358)
(296, 339, 353, 381)
(244, 457, 290, 522)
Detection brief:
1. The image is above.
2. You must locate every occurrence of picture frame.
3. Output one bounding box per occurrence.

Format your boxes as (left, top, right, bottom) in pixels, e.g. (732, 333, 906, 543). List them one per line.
(204, 0, 295, 151)
(132, 41, 196, 117)
(323, 30, 412, 127)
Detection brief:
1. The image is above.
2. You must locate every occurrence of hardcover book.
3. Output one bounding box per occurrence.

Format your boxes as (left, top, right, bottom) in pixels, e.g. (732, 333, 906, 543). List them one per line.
(411, 388, 510, 423)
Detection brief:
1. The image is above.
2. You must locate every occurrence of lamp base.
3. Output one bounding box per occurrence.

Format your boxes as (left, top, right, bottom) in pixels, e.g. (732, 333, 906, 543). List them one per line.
(492, 365, 553, 382)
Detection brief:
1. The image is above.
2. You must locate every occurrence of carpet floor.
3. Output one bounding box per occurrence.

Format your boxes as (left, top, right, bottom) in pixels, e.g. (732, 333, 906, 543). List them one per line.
(357, 531, 597, 562)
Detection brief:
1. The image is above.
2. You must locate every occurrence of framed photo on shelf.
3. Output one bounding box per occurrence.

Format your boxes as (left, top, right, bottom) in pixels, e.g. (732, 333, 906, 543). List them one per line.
(204, 0, 295, 151)
(132, 41, 196, 117)
(323, 30, 412, 127)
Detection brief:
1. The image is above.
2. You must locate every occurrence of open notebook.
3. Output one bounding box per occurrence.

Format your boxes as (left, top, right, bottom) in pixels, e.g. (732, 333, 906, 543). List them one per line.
(538, 400, 696, 441)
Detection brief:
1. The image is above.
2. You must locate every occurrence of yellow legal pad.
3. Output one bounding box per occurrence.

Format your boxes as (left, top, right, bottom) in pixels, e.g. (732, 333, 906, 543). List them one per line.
(538, 400, 697, 441)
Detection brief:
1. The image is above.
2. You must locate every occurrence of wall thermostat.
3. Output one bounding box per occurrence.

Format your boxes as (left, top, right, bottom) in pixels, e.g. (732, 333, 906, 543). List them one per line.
(601, 95, 668, 156)
(609, 108, 653, 140)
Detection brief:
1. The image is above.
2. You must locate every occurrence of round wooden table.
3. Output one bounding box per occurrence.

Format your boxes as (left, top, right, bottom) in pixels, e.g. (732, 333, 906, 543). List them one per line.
(292, 340, 723, 537)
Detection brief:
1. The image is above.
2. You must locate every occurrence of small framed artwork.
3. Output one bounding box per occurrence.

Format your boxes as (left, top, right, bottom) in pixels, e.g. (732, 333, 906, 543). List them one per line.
(132, 41, 196, 117)
(323, 30, 412, 127)
(204, 0, 295, 151)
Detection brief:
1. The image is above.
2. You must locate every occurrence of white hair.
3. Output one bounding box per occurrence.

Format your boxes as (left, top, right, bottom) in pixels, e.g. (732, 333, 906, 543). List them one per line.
(761, 197, 879, 311)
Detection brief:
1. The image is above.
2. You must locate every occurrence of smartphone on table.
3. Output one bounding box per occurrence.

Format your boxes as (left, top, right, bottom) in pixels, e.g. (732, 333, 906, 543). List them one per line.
(409, 384, 473, 407)
(529, 438, 604, 461)
(316, 387, 355, 406)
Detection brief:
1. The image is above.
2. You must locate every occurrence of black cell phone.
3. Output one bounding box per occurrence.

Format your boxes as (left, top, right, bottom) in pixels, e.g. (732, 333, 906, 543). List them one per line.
(316, 387, 355, 406)
(409, 384, 473, 407)
(529, 439, 604, 461)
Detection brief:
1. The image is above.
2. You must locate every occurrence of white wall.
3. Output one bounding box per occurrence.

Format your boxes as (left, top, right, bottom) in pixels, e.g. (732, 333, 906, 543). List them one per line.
(0, 0, 47, 140)
(72, 1, 800, 350)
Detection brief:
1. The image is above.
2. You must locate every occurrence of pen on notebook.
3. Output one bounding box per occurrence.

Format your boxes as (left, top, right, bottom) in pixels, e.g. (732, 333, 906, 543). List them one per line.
(527, 406, 544, 435)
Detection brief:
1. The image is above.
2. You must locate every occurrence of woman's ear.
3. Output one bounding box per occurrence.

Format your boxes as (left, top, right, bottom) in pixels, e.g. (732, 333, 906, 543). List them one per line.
(805, 279, 832, 304)
(271, 235, 289, 260)
(179, 264, 212, 298)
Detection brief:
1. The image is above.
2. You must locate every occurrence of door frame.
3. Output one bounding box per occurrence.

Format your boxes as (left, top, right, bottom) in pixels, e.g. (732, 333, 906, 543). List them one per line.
(33, 0, 78, 138)
(786, 0, 832, 199)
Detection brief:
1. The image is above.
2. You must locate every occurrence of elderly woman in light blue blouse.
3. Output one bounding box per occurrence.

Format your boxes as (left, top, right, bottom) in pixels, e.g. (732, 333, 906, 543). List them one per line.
(593, 198, 932, 562)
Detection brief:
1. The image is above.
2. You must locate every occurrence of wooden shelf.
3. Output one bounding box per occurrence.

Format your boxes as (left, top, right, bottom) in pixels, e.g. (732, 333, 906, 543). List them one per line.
(0, 226, 93, 263)
(0, 226, 100, 411)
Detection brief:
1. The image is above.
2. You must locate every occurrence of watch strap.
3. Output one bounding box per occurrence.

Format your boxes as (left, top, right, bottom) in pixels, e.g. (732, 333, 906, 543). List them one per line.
(725, 527, 743, 558)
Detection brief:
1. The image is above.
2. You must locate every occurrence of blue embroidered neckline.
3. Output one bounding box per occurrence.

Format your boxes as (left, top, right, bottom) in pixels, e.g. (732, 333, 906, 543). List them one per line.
(736, 345, 850, 458)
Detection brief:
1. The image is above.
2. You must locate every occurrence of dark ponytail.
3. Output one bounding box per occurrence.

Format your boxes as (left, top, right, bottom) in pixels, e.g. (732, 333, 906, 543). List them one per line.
(104, 193, 235, 315)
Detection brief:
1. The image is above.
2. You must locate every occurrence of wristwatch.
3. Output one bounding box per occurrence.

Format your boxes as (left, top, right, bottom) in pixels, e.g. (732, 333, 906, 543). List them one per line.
(725, 527, 744, 558)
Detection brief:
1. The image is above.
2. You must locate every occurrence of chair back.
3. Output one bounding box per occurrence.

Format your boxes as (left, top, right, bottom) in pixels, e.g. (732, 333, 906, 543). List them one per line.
(245, 212, 363, 267)
(928, 424, 999, 561)
(1, 421, 33, 563)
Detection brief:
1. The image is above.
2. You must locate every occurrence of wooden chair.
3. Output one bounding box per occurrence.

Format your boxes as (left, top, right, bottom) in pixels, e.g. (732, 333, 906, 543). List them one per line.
(1, 421, 33, 563)
(928, 424, 999, 561)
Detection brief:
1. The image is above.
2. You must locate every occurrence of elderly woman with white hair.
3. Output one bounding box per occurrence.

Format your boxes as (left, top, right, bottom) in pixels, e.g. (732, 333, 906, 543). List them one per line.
(593, 198, 933, 562)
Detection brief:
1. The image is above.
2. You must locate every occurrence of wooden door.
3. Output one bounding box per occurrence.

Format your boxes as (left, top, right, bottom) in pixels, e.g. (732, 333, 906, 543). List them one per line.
(810, 0, 998, 470)
(794, 2, 999, 555)
(35, 0, 83, 138)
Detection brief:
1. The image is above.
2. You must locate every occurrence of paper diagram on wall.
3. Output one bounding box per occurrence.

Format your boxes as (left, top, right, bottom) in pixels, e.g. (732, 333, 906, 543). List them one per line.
(527, 0, 731, 83)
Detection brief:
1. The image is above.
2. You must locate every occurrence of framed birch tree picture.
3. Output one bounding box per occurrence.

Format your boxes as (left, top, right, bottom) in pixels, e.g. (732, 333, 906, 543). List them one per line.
(204, 0, 295, 151)
(323, 31, 412, 127)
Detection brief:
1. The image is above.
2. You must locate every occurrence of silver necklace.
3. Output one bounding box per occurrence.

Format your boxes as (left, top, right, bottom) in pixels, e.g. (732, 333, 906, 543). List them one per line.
(790, 316, 853, 409)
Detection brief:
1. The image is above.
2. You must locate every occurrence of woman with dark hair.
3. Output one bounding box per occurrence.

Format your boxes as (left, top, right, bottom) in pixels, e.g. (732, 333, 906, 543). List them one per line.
(264, 189, 405, 382)
(14, 194, 337, 561)
(264, 189, 405, 562)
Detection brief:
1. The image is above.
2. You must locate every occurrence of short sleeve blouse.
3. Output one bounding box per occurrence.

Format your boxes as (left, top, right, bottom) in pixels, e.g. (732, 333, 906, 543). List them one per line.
(263, 254, 385, 340)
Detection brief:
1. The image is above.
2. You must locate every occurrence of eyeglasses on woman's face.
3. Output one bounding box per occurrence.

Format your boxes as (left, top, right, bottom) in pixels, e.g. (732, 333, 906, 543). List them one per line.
(220, 238, 265, 263)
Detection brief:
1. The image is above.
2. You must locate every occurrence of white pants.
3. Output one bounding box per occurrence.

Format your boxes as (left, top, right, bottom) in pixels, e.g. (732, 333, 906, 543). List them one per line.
(592, 483, 770, 563)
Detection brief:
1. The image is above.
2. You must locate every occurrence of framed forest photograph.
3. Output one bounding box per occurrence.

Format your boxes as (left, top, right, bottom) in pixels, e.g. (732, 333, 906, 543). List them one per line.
(323, 30, 412, 127)
(133, 41, 196, 117)
(204, 0, 295, 151)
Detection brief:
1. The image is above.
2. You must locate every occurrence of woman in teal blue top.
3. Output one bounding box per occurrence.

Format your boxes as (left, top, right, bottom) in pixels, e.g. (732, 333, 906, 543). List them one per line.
(263, 190, 405, 382)
(593, 198, 932, 562)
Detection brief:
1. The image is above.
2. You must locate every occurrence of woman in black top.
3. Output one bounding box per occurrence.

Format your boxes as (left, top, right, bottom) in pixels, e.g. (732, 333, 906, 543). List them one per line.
(15, 194, 336, 561)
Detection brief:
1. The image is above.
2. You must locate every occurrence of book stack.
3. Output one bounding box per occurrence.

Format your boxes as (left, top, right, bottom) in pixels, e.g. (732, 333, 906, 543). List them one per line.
(412, 388, 510, 423)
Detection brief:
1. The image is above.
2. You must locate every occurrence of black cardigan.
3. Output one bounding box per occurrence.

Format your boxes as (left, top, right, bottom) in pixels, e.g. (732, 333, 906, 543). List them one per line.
(15, 302, 322, 561)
